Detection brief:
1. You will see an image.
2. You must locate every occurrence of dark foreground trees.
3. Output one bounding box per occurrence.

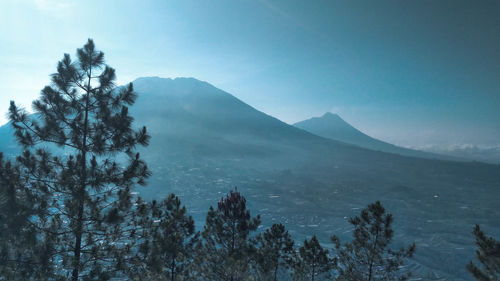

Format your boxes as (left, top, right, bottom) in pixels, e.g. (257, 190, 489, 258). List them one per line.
(194, 188, 261, 281)
(333, 201, 416, 281)
(0, 153, 57, 280)
(294, 235, 331, 281)
(467, 224, 500, 281)
(0, 172, 416, 281)
(254, 223, 295, 281)
(8, 39, 150, 280)
(128, 194, 198, 281)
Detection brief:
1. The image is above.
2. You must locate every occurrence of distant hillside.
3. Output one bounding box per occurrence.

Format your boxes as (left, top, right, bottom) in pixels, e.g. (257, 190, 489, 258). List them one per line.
(1, 77, 499, 280)
(294, 112, 457, 161)
(0, 122, 16, 157)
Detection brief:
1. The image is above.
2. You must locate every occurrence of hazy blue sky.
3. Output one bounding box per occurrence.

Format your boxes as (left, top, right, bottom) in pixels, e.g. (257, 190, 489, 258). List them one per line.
(1, 0, 499, 147)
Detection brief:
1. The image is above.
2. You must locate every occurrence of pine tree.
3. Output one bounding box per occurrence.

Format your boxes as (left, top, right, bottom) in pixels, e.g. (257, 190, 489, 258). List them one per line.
(467, 224, 500, 281)
(254, 223, 295, 281)
(194, 188, 260, 281)
(0, 152, 58, 280)
(333, 201, 415, 281)
(8, 39, 150, 280)
(128, 194, 199, 281)
(293, 235, 331, 281)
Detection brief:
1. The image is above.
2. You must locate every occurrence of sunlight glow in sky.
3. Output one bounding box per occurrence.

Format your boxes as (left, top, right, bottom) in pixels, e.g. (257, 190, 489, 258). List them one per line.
(1, 0, 499, 147)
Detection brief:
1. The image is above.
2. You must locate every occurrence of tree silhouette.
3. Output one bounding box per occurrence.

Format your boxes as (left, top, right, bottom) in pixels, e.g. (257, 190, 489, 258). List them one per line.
(0, 153, 59, 280)
(195, 188, 260, 281)
(467, 224, 500, 281)
(333, 201, 415, 281)
(254, 223, 295, 281)
(128, 194, 199, 281)
(294, 235, 331, 281)
(8, 39, 150, 280)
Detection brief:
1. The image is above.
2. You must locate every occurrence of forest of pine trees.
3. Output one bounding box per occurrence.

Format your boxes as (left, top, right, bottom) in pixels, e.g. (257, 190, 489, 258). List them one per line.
(0, 39, 497, 281)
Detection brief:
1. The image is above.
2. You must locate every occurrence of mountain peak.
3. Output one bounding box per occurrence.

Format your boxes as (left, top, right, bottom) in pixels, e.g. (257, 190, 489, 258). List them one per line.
(295, 112, 357, 135)
(133, 76, 202, 83)
(132, 76, 213, 88)
(322, 112, 339, 117)
(130, 76, 226, 100)
(320, 112, 346, 122)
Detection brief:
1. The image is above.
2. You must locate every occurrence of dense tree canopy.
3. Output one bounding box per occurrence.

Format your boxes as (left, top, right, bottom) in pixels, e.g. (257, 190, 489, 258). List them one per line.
(0, 153, 58, 280)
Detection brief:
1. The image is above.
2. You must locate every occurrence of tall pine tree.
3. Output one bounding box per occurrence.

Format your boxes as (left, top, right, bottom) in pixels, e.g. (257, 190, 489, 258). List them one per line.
(467, 224, 500, 281)
(128, 194, 198, 281)
(254, 223, 295, 281)
(294, 235, 331, 281)
(195, 188, 260, 281)
(333, 201, 415, 281)
(8, 39, 150, 280)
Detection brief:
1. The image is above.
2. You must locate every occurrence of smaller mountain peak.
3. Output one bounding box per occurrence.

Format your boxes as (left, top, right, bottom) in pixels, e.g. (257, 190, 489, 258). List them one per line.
(320, 112, 346, 122)
(322, 112, 340, 118)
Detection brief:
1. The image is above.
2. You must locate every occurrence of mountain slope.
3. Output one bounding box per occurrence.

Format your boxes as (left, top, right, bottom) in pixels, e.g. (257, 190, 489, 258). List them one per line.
(1, 77, 499, 280)
(131, 77, 324, 153)
(0, 122, 17, 156)
(294, 112, 455, 160)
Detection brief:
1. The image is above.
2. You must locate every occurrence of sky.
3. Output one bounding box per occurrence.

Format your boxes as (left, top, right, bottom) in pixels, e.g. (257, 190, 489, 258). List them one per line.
(0, 0, 499, 148)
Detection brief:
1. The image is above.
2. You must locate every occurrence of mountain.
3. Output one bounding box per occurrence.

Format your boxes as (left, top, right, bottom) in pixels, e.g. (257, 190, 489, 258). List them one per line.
(130, 77, 326, 159)
(0, 122, 16, 157)
(1, 77, 499, 280)
(294, 112, 455, 160)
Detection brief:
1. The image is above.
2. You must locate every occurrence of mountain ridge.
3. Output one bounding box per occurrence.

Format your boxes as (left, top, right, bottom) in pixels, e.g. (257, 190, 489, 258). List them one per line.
(294, 112, 458, 161)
